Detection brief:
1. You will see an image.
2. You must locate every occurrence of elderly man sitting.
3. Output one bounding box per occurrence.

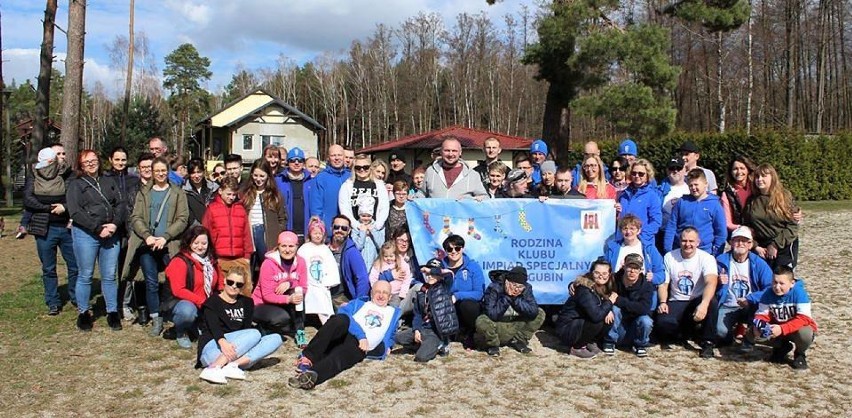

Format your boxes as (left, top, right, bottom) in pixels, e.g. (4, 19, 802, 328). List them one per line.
(475, 266, 545, 356)
(288, 281, 401, 389)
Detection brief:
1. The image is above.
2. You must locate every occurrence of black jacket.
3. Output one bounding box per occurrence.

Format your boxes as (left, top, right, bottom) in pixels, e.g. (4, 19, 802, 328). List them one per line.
(555, 278, 612, 345)
(413, 278, 459, 338)
(66, 174, 127, 236)
(23, 175, 70, 236)
(612, 273, 654, 318)
(387, 169, 412, 187)
(481, 270, 539, 322)
(103, 169, 140, 235)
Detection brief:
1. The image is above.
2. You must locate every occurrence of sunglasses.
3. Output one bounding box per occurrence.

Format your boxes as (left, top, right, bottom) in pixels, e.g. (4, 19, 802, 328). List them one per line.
(354, 165, 371, 171)
(443, 245, 463, 253)
(332, 224, 351, 232)
(225, 279, 245, 289)
(289, 158, 305, 163)
(630, 171, 647, 178)
(668, 166, 684, 172)
(611, 166, 629, 172)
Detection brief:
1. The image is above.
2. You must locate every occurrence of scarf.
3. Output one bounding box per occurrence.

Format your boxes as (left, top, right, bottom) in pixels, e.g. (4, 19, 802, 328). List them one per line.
(191, 253, 215, 296)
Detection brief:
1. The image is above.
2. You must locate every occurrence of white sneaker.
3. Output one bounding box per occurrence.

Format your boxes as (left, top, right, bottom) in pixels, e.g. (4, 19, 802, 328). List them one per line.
(199, 366, 227, 384)
(222, 362, 246, 380)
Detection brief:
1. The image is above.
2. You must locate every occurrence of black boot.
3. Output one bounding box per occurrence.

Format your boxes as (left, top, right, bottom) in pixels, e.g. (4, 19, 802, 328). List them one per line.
(107, 312, 122, 331)
(77, 311, 93, 332)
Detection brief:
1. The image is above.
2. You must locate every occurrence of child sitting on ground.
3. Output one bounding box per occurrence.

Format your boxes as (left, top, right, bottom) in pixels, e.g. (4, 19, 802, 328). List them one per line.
(395, 258, 458, 362)
(369, 241, 412, 308)
(750, 265, 817, 370)
(351, 195, 384, 266)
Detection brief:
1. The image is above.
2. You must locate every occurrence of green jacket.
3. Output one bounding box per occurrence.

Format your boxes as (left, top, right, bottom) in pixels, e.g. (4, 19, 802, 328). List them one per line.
(123, 182, 189, 281)
(743, 193, 799, 249)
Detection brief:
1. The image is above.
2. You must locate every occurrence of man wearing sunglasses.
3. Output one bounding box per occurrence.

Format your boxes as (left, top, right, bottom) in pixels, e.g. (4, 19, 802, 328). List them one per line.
(275, 147, 314, 239)
(327, 215, 370, 308)
(310, 144, 351, 231)
(422, 137, 488, 200)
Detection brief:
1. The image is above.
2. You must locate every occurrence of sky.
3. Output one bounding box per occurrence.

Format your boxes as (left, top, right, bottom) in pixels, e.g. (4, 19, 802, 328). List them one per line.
(2, 0, 531, 99)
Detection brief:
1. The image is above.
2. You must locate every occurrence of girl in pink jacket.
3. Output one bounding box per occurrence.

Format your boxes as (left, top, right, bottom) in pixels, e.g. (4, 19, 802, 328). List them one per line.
(252, 231, 309, 347)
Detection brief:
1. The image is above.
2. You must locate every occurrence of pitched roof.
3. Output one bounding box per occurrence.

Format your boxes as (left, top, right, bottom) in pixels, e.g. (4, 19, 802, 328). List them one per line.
(195, 88, 325, 131)
(357, 126, 534, 153)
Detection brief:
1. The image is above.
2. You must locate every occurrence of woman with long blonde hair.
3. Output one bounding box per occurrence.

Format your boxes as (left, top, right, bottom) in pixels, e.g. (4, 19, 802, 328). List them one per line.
(743, 163, 800, 269)
(578, 155, 616, 199)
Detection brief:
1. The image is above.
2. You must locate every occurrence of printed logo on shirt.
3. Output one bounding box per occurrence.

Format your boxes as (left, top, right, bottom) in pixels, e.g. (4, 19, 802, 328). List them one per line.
(731, 276, 750, 299)
(769, 304, 798, 322)
(309, 257, 323, 282)
(349, 186, 379, 209)
(677, 270, 694, 295)
(225, 307, 245, 323)
(364, 309, 385, 329)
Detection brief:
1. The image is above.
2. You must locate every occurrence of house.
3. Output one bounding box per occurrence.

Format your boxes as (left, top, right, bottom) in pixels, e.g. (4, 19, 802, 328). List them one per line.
(357, 125, 534, 170)
(194, 89, 324, 164)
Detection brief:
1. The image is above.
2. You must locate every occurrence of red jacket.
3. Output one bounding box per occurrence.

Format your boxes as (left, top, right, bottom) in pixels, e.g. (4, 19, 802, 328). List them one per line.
(202, 195, 253, 259)
(165, 251, 224, 308)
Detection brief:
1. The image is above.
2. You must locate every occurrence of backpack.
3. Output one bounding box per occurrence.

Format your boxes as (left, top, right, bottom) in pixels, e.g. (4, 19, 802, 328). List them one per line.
(159, 253, 195, 314)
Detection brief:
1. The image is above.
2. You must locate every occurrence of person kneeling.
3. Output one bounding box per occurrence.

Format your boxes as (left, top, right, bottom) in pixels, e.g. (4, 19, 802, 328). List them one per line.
(396, 258, 459, 362)
(197, 267, 283, 384)
(475, 266, 545, 356)
(289, 281, 401, 390)
(602, 254, 654, 357)
(555, 260, 614, 359)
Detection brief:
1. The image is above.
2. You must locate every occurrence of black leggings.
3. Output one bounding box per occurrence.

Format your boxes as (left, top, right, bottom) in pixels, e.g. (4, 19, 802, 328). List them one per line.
(455, 299, 481, 331)
(302, 314, 370, 385)
(253, 304, 304, 335)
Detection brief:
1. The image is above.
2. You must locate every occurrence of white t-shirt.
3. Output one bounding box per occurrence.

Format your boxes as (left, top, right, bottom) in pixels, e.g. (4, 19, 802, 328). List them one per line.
(722, 259, 751, 307)
(351, 301, 395, 350)
(249, 195, 264, 226)
(664, 249, 718, 301)
(662, 183, 690, 224)
(615, 242, 644, 272)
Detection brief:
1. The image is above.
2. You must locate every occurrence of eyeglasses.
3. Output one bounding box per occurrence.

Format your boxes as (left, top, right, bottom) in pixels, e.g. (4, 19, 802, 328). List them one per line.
(82, 159, 99, 166)
(583, 164, 598, 169)
(289, 158, 305, 164)
(443, 245, 463, 253)
(611, 166, 629, 172)
(395, 237, 409, 244)
(630, 171, 647, 178)
(332, 224, 351, 232)
(354, 165, 371, 171)
(506, 281, 525, 289)
(139, 165, 152, 170)
(225, 279, 245, 289)
(592, 272, 610, 278)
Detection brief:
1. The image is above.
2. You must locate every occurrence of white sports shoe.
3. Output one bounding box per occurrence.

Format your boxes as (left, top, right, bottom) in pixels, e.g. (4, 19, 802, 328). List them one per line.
(222, 362, 246, 380)
(199, 366, 227, 384)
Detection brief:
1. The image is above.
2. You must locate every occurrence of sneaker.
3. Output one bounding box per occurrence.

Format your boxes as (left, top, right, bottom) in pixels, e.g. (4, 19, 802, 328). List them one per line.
(437, 343, 450, 357)
(737, 340, 754, 354)
(222, 362, 246, 380)
(15, 226, 27, 239)
(199, 366, 227, 384)
(106, 312, 123, 331)
(507, 338, 532, 354)
(288, 373, 304, 388)
(769, 341, 794, 364)
(48, 306, 61, 316)
(633, 346, 648, 357)
(295, 329, 308, 348)
(295, 355, 312, 373)
(596, 343, 611, 356)
(176, 334, 192, 349)
(295, 370, 318, 389)
(122, 307, 135, 321)
(76, 311, 93, 332)
(486, 346, 500, 357)
(462, 334, 475, 351)
(660, 342, 675, 351)
(570, 347, 597, 359)
(149, 316, 164, 337)
(699, 344, 715, 359)
(791, 352, 808, 370)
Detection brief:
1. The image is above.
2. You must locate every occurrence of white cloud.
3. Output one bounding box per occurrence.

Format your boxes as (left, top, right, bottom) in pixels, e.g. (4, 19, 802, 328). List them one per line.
(4, 48, 125, 99)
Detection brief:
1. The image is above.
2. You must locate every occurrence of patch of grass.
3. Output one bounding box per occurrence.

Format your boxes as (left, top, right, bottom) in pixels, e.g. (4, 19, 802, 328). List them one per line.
(328, 379, 350, 388)
(213, 385, 239, 397)
(799, 200, 852, 212)
(186, 385, 202, 393)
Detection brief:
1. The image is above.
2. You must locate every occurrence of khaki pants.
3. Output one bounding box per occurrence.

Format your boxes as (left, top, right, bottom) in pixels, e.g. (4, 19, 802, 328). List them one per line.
(219, 258, 252, 297)
(475, 308, 546, 348)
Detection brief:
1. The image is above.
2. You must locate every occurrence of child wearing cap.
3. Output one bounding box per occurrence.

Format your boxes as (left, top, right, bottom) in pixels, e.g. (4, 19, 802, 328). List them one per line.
(603, 254, 655, 357)
(252, 231, 309, 347)
(297, 216, 341, 325)
(395, 258, 459, 362)
(351, 195, 384, 267)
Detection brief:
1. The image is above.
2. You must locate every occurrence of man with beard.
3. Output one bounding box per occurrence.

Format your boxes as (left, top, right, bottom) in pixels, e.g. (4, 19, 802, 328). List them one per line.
(327, 215, 370, 308)
(423, 137, 487, 200)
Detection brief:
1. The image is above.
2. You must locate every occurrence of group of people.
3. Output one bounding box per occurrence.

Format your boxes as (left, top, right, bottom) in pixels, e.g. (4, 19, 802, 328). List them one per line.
(23, 133, 817, 389)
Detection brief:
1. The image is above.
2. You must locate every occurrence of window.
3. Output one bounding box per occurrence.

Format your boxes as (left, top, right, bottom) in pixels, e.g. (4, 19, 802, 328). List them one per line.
(261, 135, 285, 148)
(243, 134, 253, 151)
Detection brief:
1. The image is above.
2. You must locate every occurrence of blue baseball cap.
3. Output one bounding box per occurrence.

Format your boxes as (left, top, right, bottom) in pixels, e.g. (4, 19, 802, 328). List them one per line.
(530, 139, 548, 155)
(619, 139, 637, 156)
(287, 147, 305, 160)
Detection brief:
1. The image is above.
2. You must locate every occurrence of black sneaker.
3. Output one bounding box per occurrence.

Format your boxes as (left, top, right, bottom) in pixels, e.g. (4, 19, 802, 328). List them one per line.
(48, 306, 61, 316)
(298, 370, 318, 389)
(507, 338, 532, 354)
(76, 312, 93, 332)
(769, 341, 794, 364)
(699, 344, 715, 359)
(486, 346, 500, 357)
(791, 352, 808, 370)
(106, 312, 122, 331)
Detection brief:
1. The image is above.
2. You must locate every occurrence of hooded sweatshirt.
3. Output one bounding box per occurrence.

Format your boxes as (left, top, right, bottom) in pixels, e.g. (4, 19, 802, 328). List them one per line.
(309, 164, 351, 230)
(663, 193, 727, 255)
(252, 250, 308, 306)
(423, 158, 488, 199)
(442, 254, 486, 301)
(617, 183, 662, 246)
(34, 161, 67, 196)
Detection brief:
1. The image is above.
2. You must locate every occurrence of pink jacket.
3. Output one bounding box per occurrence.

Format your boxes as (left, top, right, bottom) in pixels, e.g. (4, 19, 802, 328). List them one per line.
(252, 250, 308, 306)
(368, 260, 413, 299)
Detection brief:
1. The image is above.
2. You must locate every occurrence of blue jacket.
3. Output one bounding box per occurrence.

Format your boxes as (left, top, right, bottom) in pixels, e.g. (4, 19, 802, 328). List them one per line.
(663, 194, 727, 255)
(604, 239, 665, 309)
(715, 252, 773, 308)
(336, 237, 371, 300)
(309, 164, 351, 230)
(412, 278, 459, 338)
(442, 254, 486, 302)
(481, 271, 540, 322)
(617, 183, 663, 246)
(339, 296, 401, 360)
(275, 171, 314, 233)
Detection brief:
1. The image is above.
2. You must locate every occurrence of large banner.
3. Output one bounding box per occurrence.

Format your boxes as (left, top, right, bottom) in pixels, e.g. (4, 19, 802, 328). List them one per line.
(405, 198, 617, 305)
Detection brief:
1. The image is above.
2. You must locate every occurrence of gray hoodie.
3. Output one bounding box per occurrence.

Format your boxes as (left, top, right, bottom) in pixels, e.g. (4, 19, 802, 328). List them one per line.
(423, 158, 488, 199)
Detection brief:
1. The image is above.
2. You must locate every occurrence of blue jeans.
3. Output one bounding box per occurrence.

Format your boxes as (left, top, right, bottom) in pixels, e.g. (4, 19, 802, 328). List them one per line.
(251, 224, 266, 279)
(200, 329, 283, 368)
(72, 226, 120, 313)
(716, 304, 756, 343)
(139, 247, 170, 316)
(171, 300, 198, 335)
(606, 306, 653, 348)
(35, 224, 78, 308)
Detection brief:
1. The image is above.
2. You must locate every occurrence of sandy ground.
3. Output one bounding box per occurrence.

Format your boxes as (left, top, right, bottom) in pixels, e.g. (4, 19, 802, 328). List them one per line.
(1, 209, 851, 417)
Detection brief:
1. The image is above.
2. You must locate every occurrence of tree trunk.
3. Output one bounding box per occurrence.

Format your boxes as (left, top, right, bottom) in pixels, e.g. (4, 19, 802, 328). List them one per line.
(785, 0, 796, 128)
(746, 0, 753, 135)
(716, 31, 726, 133)
(1, 7, 11, 207)
(32, 0, 58, 164)
(541, 83, 570, 159)
(121, 0, 134, 144)
(60, 0, 86, 167)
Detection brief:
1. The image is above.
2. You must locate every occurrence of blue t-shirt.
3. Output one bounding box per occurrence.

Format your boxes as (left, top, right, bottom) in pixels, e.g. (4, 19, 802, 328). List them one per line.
(149, 189, 170, 237)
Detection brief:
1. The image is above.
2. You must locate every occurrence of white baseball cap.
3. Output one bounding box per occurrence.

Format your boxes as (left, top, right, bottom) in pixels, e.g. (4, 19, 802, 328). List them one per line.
(731, 226, 753, 241)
